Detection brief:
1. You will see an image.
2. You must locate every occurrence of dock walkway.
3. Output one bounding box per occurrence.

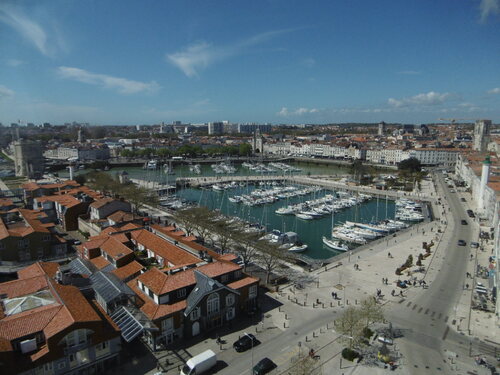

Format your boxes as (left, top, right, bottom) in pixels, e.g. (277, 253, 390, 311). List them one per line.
(176, 174, 435, 202)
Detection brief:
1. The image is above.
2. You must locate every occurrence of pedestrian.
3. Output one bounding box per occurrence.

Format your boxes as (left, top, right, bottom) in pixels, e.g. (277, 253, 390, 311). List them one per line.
(388, 252, 392, 258)
(400, 290, 403, 297)
(391, 290, 395, 296)
(465, 283, 469, 289)
(413, 280, 416, 286)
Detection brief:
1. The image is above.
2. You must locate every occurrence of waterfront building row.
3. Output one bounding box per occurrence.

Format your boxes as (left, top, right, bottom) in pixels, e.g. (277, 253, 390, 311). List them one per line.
(264, 141, 459, 167)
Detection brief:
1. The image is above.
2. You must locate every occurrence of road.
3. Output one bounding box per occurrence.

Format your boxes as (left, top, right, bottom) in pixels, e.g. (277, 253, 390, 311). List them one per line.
(385, 173, 476, 374)
(217, 172, 485, 375)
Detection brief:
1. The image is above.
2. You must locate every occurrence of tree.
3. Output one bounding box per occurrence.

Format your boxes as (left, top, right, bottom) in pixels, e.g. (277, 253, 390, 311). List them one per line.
(231, 231, 260, 271)
(255, 240, 290, 284)
(398, 157, 421, 173)
(121, 185, 158, 213)
(239, 143, 252, 157)
(335, 307, 364, 348)
(359, 298, 384, 329)
(74, 174, 87, 185)
(288, 350, 318, 375)
(208, 217, 236, 253)
(350, 160, 367, 183)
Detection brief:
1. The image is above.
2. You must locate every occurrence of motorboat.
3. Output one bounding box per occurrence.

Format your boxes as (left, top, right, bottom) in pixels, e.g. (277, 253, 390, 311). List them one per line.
(146, 160, 158, 170)
(288, 243, 308, 253)
(295, 213, 314, 220)
(322, 236, 349, 252)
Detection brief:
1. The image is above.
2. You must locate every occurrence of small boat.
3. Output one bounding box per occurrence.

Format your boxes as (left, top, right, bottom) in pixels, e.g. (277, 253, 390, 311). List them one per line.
(288, 243, 308, 253)
(295, 213, 314, 220)
(322, 236, 349, 252)
(146, 160, 158, 170)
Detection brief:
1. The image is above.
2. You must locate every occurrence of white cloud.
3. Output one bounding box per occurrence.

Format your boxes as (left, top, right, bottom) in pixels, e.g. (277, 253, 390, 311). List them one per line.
(5, 59, 25, 67)
(166, 29, 292, 77)
(0, 85, 14, 99)
(397, 70, 421, 75)
(57, 66, 160, 94)
(388, 91, 455, 108)
(277, 107, 319, 116)
(0, 4, 65, 57)
(301, 58, 316, 68)
(487, 87, 500, 94)
(480, 0, 500, 22)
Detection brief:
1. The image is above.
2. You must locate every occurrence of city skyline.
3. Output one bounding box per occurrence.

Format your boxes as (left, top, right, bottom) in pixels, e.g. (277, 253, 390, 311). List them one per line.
(0, 0, 499, 125)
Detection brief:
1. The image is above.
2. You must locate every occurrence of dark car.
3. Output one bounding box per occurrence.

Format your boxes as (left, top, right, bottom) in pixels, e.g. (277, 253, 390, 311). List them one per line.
(458, 240, 466, 246)
(461, 220, 468, 225)
(233, 333, 258, 352)
(253, 358, 277, 375)
(461, 197, 466, 202)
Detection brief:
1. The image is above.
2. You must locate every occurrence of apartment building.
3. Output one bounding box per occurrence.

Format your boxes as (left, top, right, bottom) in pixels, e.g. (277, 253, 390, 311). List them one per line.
(0, 209, 68, 264)
(0, 262, 122, 375)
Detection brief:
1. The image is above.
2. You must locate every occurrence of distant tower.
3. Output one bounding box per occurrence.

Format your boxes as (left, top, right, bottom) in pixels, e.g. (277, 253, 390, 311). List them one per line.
(473, 119, 491, 152)
(378, 121, 386, 136)
(77, 127, 85, 143)
(252, 128, 264, 154)
(478, 155, 491, 216)
(13, 140, 44, 178)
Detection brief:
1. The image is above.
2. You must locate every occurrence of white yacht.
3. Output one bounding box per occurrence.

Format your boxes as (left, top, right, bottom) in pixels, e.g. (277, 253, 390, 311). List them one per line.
(322, 237, 349, 252)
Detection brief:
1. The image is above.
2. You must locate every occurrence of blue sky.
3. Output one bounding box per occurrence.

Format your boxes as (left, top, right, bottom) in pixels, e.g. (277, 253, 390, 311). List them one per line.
(0, 0, 499, 125)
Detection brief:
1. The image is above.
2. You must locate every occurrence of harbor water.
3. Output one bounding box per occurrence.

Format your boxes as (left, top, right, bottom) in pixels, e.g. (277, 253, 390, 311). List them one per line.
(177, 185, 396, 260)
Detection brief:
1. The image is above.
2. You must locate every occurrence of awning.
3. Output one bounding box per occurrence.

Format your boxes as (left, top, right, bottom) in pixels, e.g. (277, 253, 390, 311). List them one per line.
(110, 306, 154, 342)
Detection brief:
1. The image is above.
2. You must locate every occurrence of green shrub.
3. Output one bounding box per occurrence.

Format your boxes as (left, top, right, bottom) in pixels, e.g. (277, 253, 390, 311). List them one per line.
(362, 327, 373, 339)
(341, 348, 359, 361)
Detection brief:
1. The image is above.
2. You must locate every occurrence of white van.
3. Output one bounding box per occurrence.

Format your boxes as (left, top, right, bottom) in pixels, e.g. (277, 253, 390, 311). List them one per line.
(180, 349, 217, 375)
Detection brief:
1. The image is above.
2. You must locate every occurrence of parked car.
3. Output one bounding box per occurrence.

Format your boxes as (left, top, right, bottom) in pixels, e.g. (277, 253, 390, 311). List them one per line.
(253, 358, 277, 375)
(470, 242, 479, 248)
(233, 333, 258, 352)
(461, 220, 468, 225)
(377, 336, 394, 345)
(461, 197, 466, 202)
(457, 240, 466, 246)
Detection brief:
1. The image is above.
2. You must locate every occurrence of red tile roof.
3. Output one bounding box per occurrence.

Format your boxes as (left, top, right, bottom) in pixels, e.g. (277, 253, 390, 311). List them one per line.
(227, 276, 259, 290)
(89, 256, 111, 270)
(111, 260, 144, 281)
(137, 260, 241, 295)
(131, 229, 200, 266)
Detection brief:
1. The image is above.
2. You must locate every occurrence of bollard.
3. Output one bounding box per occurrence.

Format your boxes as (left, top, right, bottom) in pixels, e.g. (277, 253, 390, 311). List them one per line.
(355, 299, 357, 305)
(288, 295, 290, 300)
(313, 331, 317, 338)
(285, 313, 288, 320)
(346, 300, 349, 305)
(322, 303, 325, 308)
(338, 300, 340, 306)
(330, 302, 333, 307)
(284, 322, 286, 328)
(306, 335, 309, 342)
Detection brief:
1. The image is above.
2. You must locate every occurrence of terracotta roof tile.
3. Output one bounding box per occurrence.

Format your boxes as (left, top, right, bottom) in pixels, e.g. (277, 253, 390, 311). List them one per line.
(111, 260, 144, 281)
(131, 229, 199, 266)
(89, 256, 111, 270)
(227, 276, 259, 290)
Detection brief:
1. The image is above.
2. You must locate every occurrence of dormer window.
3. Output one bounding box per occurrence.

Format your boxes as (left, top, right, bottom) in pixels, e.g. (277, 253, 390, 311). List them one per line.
(234, 270, 242, 279)
(177, 288, 186, 298)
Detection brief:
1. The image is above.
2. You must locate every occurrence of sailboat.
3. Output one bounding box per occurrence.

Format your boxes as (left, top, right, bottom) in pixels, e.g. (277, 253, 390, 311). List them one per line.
(323, 206, 350, 252)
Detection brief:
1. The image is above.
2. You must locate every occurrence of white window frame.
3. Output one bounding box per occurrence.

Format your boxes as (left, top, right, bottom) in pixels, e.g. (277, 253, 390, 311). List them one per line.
(249, 285, 257, 298)
(207, 293, 220, 315)
(226, 307, 235, 321)
(190, 307, 200, 321)
(161, 317, 173, 333)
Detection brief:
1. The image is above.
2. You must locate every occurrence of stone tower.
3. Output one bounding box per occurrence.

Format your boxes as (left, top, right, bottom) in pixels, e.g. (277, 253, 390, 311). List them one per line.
(252, 128, 264, 154)
(378, 121, 386, 136)
(13, 140, 44, 178)
(473, 119, 491, 152)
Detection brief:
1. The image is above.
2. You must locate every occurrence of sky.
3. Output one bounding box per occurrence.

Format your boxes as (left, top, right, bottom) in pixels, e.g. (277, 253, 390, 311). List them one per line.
(0, 0, 499, 125)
